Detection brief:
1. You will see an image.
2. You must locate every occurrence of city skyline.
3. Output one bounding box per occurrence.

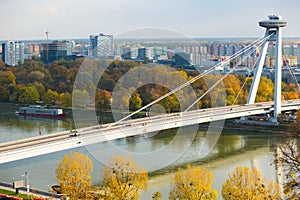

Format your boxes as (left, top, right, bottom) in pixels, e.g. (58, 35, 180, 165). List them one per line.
(1, 0, 300, 40)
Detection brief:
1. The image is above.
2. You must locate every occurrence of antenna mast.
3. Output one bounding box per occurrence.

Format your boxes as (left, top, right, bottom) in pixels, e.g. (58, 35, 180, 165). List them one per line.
(45, 30, 50, 62)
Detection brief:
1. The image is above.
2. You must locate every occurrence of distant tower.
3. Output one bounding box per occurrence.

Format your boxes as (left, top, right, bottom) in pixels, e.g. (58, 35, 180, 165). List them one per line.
(45, 30, 50, 62)
(247, 15, 287, 123)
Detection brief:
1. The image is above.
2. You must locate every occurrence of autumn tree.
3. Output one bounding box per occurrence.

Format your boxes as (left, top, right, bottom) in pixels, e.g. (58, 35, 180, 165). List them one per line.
(72, 89, 90, 107)
(32, 82, 46, 97)
(129, 92, 142, 111)
(222, 166, 280, 200)
(282, 82, 299, 100)
(0, 86, 10, 102)
(61, 92, 72, 107)
(95, 89, 111, 112)
(56, 151, 94, 200)
(99, 77, 116, 92)
(101, 155, 148, 200)
(256, 76, 274, 102)
(160, 94, 180, 113)
(169, 164, 217, 200)
(75, 72, 96, 94)
(42, 89, 59, 104)
(27, 70, 45, 83)
(0, 58, 5, 67)
(18, 85, 40, 104)
(223, 74, 241, 105)
(276, 138, 300, 199)
(0, 71, 16, 85)
(288, 109, 300, 134)
(9, 85, 25, 102)
(152, 191, 162, 200)
(111, 87, 131, 112)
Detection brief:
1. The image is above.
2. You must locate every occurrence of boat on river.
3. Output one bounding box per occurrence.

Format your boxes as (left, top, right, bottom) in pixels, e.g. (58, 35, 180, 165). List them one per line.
(16, 105, 66, 118)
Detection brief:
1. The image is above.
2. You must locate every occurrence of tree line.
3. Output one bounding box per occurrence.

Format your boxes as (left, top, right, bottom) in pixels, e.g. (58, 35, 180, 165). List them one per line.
(0, 58, 298, 113)
(56, 148, 300, 200)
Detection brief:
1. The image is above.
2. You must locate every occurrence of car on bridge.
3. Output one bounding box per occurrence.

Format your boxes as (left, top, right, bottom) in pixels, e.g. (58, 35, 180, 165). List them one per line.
(69, 130, 79, 137)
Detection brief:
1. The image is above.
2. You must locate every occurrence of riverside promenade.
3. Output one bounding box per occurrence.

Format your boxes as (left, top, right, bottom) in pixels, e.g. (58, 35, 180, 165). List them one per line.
(0, 181, 61, 199)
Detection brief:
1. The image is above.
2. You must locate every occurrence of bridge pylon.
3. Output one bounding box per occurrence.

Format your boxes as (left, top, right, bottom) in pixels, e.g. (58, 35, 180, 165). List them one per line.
(246, 15, 287, 123)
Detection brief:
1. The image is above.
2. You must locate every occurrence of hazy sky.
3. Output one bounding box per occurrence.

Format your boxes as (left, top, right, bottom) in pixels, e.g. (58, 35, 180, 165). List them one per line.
(1, 0, 300, 40)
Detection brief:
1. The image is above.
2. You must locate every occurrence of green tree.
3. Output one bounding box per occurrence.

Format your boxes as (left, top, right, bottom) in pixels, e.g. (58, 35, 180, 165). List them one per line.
(9, 85, 25, 102)
(61, 92, 72, 107)
(18, 86, 40, 104)
(99, 78, 116, 92)
(72, 89, 90, 107)
(56, 152, 94, 200)
(42, 89, 59, 104)
(160, 94, 180, 113)
(129, 93, 142, 111)
(32, 82, 46, 98)
(222, 166, 280, 200)
(169, 164, 217, 200)
(101, 155, 148, 200)
(0, 86, 10, 102)
(27, 70, 45, 83)
(111, 87, 131, 112)
(75, 72, 96, 95)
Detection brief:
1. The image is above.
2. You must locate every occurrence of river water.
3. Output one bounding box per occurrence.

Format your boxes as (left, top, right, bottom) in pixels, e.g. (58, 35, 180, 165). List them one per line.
(0, 108, 283, 199)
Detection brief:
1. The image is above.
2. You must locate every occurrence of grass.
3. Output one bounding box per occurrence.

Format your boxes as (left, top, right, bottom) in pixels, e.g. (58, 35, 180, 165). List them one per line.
(0, 188, 30, 199)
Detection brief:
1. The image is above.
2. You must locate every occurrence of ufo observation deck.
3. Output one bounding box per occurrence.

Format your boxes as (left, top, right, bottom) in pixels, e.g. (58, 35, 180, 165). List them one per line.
(259, 15, 287, 29)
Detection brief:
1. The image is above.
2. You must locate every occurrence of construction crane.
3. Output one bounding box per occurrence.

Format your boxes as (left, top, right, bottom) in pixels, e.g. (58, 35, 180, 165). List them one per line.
(45, 30, 50, 62)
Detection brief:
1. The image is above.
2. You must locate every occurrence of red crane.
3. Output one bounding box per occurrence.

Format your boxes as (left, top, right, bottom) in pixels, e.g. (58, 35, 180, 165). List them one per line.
(45, 30, 50, 61)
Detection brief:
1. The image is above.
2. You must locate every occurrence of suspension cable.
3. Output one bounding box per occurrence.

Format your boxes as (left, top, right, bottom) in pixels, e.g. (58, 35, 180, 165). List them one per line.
(106, 34, 274, 127)
(282, 52, 300, 92)
(184, 43, 260, 112)
(231, 49, 260, 105)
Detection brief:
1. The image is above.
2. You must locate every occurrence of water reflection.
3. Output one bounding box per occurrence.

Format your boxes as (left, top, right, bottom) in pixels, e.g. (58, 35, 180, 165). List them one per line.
(0, 110, 284, 199)
(0, 110, 72, 142)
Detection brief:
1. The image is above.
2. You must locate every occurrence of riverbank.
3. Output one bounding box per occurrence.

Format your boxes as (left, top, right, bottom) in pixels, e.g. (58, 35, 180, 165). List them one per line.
(0, 102, 295, 135)
(0, 181, 60, 200)
(199, 119, 295, 136)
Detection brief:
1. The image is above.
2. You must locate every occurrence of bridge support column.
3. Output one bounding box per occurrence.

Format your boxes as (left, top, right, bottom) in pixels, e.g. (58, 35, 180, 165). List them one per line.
(240, 15, 286, 124)
(247, 31, 270, 104)
(272, 27, 283, 122)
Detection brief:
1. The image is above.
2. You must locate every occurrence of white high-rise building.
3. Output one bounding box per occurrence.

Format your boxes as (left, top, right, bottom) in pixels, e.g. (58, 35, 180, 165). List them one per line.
(2, 41, 24, 66)
(90, 33, 114, 59)
(293, 45, 300, 63)
(130, 47, 138, 59)
(65, 40, 76, 55)
(146, 47, 154, 60)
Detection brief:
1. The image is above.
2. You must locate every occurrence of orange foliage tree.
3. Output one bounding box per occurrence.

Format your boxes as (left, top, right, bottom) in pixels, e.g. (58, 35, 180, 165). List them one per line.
(56, 152, 94, 200)
(222, 166, 280, 200)
(169, 164, 217, 200)
(101, 155, 148, 200)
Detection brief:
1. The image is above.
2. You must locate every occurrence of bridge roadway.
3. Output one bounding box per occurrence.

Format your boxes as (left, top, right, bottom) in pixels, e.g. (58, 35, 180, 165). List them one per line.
(0, 99, 300, 164)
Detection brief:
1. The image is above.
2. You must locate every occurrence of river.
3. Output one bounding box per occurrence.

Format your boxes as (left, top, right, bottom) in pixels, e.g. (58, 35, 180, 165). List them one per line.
(0, 108, 283, 199)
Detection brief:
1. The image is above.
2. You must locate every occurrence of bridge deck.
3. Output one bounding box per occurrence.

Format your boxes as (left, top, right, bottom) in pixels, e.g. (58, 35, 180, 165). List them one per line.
(0, 100, 299, 164)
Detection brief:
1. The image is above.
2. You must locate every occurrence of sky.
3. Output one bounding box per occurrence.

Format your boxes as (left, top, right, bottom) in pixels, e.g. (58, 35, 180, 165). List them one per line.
(1, 0, 300, 40)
